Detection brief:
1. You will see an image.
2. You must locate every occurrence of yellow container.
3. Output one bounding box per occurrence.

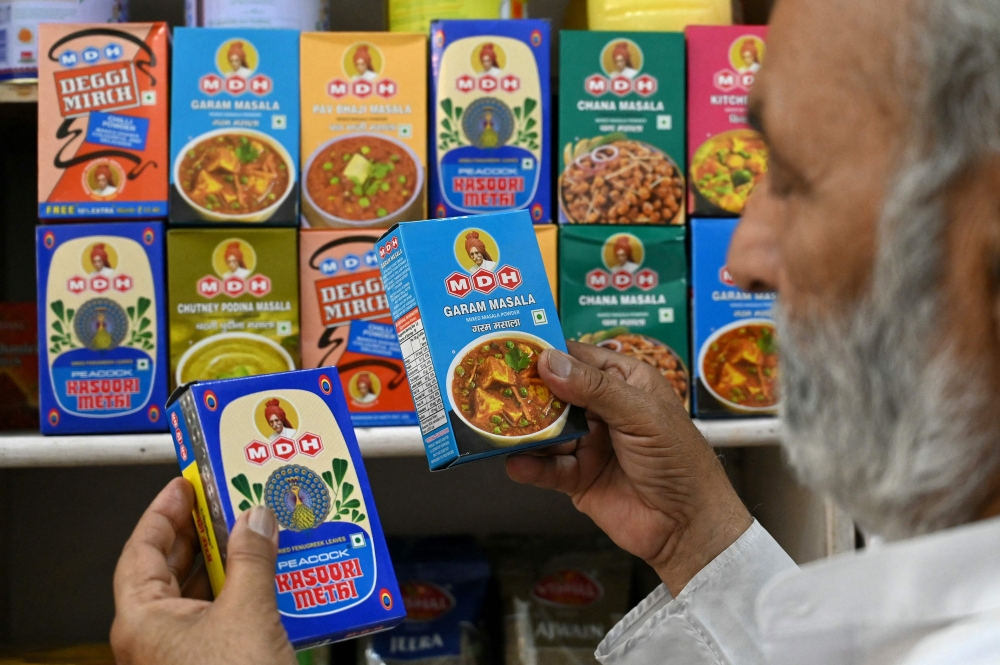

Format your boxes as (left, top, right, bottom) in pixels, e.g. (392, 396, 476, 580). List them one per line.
(587, 0, 731, 31)
(388, 0, 528, 34)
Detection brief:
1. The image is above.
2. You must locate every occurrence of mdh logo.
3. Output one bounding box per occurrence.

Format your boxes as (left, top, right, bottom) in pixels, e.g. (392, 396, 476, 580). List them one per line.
(531, 569, 603, 607)
(197, 273, 271, 299)
(199, 73, 273, 96)
(584, 73, 657, 98)
(67, 273, 133, 295)
(713, 69, 756, 93)
(377, 235, 399, 259)
(244, 432, 324, 466)
(719, 266, 736, 286)
(327, 78, 398, 99)
(585, 268, 658, 292)
(445, 265, 522, 298)
(401, 581, 456, 622)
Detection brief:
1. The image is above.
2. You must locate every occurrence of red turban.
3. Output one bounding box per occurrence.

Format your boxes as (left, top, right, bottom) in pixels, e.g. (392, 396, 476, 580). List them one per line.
(464, 231, 493, 262)
(612, 42, 633, 69)
(354, 44, 373, 70)
(94, 164, 113, 183)
(613, 236, 634, 263)
(91, 243, 110, 268)
(224, 242, 246, 269)
(264, 399, 292, 429)
(227, 41, 248, 69)
(740, 38, 760, 64)
(356, 373, 372, 391)
(480, 43, 498, 68)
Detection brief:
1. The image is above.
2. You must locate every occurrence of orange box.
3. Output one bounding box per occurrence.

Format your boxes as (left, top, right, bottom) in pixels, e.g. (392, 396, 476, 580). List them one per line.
(535, 224, 558, 306)
(300, 32, 427, 229)
(335, 320, 417, 427)
(38, 23, 169, 220)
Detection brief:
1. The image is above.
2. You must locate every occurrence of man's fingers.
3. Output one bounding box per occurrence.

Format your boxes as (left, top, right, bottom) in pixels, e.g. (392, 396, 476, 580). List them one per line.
(567, 341, 681, 405)
(216, 507, 280, 615)
(114, 478, 196, 609)
(505, 453, 581, 494)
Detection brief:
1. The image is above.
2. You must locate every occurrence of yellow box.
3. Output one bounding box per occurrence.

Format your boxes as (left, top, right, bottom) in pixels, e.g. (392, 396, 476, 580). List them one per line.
(534, 224, 558, 307)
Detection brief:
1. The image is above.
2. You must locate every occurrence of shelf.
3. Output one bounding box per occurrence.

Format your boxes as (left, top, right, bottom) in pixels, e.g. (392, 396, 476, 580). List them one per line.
(0, 81, 38, 103)
(0, 419, 779, 468)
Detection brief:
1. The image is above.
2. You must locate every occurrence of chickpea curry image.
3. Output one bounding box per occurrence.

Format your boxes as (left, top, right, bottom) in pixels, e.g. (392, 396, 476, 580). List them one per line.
(377, 211, 587, 470)
(168, 368, 405, 648)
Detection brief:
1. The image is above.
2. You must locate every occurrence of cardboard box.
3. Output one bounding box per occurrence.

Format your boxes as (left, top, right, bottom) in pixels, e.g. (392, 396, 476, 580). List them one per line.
(38, 23, 169, 220)
(429, 20, 551, 222)
(559, 225, 689, 408)
(299, 228, 391, 368)
(558, 31, 686, 225)
(534, 224, 558, 307)
(333, 320, 417, 427)
(691, 218, 778, 417)
(300, 33, 427, 229)
(169, 28, 300, 225)
(167, 367, 406, 648)
(686, 26, 768, 217)
(377, 210, 587, 470)
(36, 222, 169, 434)
(167, 228, 300, 390)
(0, 303, 40, 431)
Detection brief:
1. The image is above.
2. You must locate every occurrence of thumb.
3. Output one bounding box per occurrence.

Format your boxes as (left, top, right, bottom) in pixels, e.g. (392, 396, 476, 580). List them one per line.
(539, 348, 644, 430)
(217, 506, 279, 612)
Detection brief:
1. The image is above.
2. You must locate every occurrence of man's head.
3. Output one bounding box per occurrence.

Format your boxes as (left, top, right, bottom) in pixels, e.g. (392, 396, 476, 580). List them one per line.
(730, 0, 1000, 539)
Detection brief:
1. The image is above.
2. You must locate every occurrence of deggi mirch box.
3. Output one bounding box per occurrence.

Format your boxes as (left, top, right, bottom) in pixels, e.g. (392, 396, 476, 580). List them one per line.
(334, 320, 417, 428)
(167, 367, 406, 648)
(168, 228, 300, 390)
(36, 222, 169, 434)
(691, 218, 778, 417)
(38, 23, 169, 220)
(429, 20, 551, 222)
(170, 28, 300, 225)
(377, 210, 587, 470)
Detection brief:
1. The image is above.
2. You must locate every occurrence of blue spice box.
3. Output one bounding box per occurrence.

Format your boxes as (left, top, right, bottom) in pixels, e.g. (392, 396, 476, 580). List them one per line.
(167, 367, 405, 648)
(36, 222, 169, 434)
(376, 210, 587, 470)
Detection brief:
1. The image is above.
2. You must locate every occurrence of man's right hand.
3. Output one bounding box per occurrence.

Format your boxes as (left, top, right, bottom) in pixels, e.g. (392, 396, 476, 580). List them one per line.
(506, 341, 753, 596)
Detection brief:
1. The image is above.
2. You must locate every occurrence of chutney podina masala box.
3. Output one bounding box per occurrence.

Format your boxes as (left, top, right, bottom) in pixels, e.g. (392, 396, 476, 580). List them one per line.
(167, 367, 406, 648)
(377, 211, 587, 470)
(36, 222, 169, 434)
(686, 25, 768, 217)
(38, 23, 169, 220)
(167, 228, 300, 391)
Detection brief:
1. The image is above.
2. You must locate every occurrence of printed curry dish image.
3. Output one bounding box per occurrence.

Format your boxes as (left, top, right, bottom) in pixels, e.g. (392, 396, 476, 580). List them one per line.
(698, 319, 778, 413)
(690, 129, 767, 214)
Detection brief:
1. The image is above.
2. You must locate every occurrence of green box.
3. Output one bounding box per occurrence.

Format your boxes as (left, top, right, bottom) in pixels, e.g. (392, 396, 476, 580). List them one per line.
(167, 228, 300, 390)
(557, 31, 686, 225)
(559, 225, 689, 407)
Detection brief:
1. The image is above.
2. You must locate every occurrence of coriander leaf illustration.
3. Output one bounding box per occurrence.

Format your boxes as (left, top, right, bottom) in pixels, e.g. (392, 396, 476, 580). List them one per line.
(505, 345, 531, 373)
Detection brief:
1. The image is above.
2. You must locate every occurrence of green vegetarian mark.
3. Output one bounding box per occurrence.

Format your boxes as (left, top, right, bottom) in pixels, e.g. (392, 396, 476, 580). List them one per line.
(235, 137, 260, 164)
(512, 97, 540, 151)
(321, 458, 366, 524)
(505, 345, 531, 373)
(125, 297, 154, 351)
(231, 474, 263, 514)
(438, 98, 467, 150)
(48, 301, 77, 354)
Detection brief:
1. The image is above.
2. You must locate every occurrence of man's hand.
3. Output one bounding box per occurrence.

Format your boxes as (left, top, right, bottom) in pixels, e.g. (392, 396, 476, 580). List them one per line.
(506, 341, 753, 595)
(111, 478, 296, 665)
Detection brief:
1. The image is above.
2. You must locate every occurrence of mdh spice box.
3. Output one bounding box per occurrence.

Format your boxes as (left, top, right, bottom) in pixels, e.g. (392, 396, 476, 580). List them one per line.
(429, 20, 551, 222)
(38, 23, 168, 220)
(0, 304, 40, 431)
(558, 31, 685, 225)
(560, 225, 689, 408)
(534, 224, 558, 307)
(377, 210, 587, 470)
(167, 228, 299, 390)
(299, 228, 390, 368)
(334, 320, 417, 428)
(300, 32, 427, 229)
(167, 367, 406, 648)
(169, 28, 300, 225)
(687, 26, 768, 217)
(36, 222, 168, 434)
(691, 218, 778, 417)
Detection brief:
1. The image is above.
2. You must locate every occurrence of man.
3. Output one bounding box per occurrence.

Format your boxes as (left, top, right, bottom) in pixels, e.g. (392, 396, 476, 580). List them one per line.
(110, 1, 1000, 663)
(264, 399, 296, 441)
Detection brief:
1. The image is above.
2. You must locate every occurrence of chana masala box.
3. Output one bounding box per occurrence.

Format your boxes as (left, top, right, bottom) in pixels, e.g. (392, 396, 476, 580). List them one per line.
(38, 23, 169, 220)
(36, 222, 169, 434)
(169, 28, 300, 225)
(558, 31, 686, 225)
(686, 25, 768, 217)
(300, 32, 428, 229)
(167, 367, 406, 648)
(377, 210, 587, 470)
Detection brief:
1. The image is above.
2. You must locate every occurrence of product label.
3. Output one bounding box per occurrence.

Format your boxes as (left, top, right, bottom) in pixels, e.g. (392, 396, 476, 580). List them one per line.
(335, 320, 417, 427)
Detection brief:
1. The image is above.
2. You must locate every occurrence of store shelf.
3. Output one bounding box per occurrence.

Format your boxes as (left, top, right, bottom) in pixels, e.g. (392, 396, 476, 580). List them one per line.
(0, 418, 779, 468)
(0, 82, 38, 103)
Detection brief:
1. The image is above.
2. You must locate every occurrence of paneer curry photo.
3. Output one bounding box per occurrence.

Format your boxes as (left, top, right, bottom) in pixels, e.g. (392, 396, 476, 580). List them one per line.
(698, 320, 779, 413)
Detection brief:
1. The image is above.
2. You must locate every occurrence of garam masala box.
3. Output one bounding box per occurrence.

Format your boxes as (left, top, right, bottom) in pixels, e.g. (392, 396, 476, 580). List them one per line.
(429, 20, 551, 222)
(38, 23, 169, 220)
(686, 25, 768, 217)
(167, 367, 406, 648)
(558, 31, 686, 225)
(169, 28, 300, 225)
(167, 228, 300, 391)
(377, 210, 587, 470)
(36, 222, 169, 434)
(300, 32, 427, 229)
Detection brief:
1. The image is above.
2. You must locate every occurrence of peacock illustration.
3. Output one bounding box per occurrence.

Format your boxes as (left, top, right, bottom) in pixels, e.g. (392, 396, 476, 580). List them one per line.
(478, 109, 499, 148)
(90, 310, 113, 350)
(264, 465, 331, 532)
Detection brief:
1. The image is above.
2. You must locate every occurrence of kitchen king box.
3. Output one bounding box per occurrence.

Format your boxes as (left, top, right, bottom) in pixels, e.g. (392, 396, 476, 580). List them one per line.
(429, 20, 551, 222)
(38, 23, 169, 220)
(37, 222, 169, 434)
(167, 367, 406, 648)
(170, 28, 300, 225)
(376, 210, 587, 470)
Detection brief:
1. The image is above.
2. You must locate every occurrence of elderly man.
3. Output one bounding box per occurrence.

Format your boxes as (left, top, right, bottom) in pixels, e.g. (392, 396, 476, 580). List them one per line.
(109, 0, 1000, 663)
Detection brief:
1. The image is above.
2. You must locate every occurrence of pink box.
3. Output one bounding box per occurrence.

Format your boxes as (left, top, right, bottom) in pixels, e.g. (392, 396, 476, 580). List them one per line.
(686, 26, 768, 217)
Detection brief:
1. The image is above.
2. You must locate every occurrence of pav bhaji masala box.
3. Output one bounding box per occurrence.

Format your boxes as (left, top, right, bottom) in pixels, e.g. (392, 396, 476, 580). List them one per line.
(38, 23, 169, 220)
(377, 210, 587, 470)
(167, 367, 406, 648)
(169, 28, 300, 225)
(429, 20, 551, 222)
(36, 222, 169, 434)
